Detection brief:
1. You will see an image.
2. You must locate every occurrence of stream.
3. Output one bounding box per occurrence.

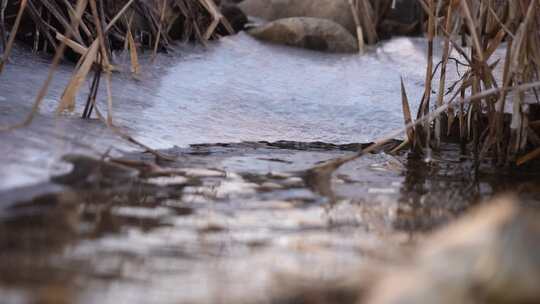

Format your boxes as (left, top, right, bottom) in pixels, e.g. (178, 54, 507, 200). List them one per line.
(1, 34, 539, 304)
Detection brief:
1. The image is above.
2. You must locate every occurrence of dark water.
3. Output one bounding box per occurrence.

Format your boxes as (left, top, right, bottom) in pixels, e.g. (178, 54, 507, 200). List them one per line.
(1, 141, 539, 304)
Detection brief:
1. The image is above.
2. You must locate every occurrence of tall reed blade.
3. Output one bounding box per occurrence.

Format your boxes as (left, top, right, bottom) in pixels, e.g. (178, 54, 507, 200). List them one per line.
(401, 77, 415, 145)
(57, 40, 99, 113)
(435, 3, 455, 149)
(127, 28, 140, 75)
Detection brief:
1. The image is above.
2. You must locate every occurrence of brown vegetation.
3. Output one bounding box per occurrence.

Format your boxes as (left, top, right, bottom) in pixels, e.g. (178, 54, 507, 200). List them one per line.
(306, 0, 540, 192)
(411, 0, 540, 166)
(0, 0, 238, 159)
(346, 0, 540, 166)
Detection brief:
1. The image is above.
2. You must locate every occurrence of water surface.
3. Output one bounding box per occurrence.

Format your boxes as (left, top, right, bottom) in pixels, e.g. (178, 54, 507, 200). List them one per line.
(0, 34, 438, 189)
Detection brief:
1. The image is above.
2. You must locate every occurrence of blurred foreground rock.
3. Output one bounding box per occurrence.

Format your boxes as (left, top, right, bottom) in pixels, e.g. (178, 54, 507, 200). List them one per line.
(367, 197, 540, 304)
(267, 197, 540, 304)
(248, 17, 358, 53)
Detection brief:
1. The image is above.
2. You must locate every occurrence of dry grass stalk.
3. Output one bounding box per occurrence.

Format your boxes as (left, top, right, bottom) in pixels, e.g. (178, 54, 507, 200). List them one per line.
(88, 0, 114, 125)
(348, 0, 366, 53)
(410, 0, 540, 165)
(199, 0, 234, 40)
(412, 0, 437, 156)
(303, 0, 540, 199)
(1, 0, 228, 69)
(58, 0, 137, 118)
(90, 102, 176, 161)
(151, 0, 167, 62)
(517, 146, 540, 166)
(57, 39, 99, 113)
(0, 0, 87, 131)
(435, 2, 454, 149)
(351, 0, 378, 45)
(401, 77, 415, 144)
(127, 27, 140, 75)
(0, 0, 27, 74)
(305, 81, 540, 197)
(55, 32, 89, 56)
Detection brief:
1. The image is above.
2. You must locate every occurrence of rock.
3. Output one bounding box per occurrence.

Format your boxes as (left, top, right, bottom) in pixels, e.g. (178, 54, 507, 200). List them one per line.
(239, 0, 356, 35)
(248, 17, 358, 53)
(366, 197, 540, 304)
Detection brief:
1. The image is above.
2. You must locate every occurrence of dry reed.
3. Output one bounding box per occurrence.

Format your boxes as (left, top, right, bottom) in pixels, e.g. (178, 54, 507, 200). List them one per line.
(0, 0, 233, 160)
(306, 0, 540, 196)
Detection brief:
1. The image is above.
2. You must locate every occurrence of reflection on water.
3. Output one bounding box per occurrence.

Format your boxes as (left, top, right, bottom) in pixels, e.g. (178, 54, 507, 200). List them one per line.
(1, 142, 539, 304)
(396, 144, 540, 232)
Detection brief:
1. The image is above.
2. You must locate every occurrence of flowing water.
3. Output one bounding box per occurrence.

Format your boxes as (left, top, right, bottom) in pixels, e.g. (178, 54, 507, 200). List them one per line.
(1, 34, 539, 304)
(0, 33, 440, 190)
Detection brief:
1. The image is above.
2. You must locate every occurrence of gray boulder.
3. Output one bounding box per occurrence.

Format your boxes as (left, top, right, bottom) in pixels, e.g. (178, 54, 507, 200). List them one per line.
(239, 0, 356, 35)
(248, 17, 358, 53)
